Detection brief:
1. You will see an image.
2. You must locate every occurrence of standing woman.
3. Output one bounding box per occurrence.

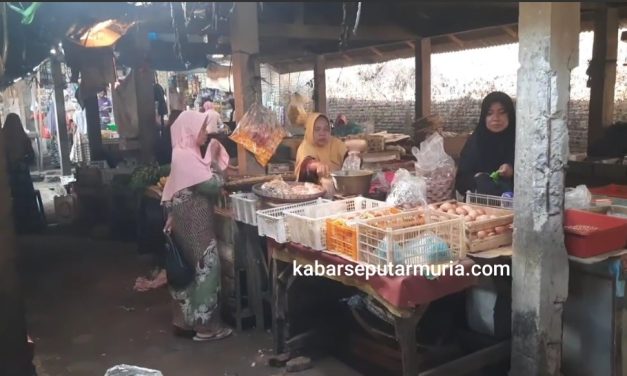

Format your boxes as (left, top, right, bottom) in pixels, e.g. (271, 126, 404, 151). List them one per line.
(455, 92, 516, 197)
(161, 110, 233, 341)
(1, 113, 41, 233)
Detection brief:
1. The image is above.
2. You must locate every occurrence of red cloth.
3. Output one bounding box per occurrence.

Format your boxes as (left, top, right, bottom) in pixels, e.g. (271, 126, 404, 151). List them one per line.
(283, 242, 478, 309)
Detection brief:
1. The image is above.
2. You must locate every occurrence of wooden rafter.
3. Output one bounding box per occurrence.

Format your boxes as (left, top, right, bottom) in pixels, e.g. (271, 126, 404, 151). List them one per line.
(448, 34, 465, 48)
(258, 23, 416, 42)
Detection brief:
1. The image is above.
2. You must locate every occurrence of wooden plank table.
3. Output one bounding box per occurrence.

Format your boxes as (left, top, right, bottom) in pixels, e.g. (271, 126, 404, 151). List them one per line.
(269, 240, 478, 376)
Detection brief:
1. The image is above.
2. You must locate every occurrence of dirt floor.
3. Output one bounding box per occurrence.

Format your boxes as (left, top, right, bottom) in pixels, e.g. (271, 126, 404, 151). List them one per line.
(18, 229, 361, 376)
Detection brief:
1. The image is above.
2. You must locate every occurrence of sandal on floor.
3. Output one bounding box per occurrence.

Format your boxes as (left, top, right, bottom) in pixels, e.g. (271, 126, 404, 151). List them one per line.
(193, 327, 233, 342)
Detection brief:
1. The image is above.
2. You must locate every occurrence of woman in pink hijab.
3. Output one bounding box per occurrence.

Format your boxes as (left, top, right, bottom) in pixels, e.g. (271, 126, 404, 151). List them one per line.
(161, 110, 232, 341)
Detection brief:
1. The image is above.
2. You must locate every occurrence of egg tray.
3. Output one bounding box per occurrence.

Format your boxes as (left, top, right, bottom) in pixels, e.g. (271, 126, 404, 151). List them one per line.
(430, 199, 514, 253)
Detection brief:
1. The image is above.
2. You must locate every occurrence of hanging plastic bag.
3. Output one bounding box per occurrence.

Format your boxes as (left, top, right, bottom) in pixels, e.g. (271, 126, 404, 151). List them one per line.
(287, 92, 309, 128)
(565, 185, 592, 209)
(412, 133, 456, 203)
(386, 168, 427, 210)
(229, 103, 287, 167)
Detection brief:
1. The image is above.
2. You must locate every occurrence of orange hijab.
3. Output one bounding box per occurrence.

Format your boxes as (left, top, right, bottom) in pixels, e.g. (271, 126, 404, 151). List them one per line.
(294, 113, 347, 181)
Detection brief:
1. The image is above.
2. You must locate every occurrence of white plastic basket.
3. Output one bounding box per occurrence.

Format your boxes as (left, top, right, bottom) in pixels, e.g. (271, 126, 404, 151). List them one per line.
(256, 198, 330, 243)
(358, 209, 464, 267)
(284, 197, 391, 250)
(465, 192, 513, 209)
(231, 192, 260, 225)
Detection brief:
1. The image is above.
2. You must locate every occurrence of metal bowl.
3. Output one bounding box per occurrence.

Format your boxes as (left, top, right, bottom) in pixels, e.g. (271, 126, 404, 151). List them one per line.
(331, 170, 374, 196)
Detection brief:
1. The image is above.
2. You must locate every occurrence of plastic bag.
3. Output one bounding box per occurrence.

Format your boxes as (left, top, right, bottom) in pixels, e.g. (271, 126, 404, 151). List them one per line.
(342, 151, 362, 171)
(565, 185, 592, 209)
(229, 103, 287, 167)
(287, 92, 308, 128)
(104, 365, 163, 376)
(412, 133, 456, 203)
(386, 169, 427, 210)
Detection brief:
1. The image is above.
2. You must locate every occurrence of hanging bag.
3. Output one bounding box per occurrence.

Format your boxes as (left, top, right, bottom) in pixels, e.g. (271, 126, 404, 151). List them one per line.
(163, 230, 194, 290)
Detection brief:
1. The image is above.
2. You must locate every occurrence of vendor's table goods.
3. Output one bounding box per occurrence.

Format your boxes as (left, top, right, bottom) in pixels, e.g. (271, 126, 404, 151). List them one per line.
(252, 181, 326, 204)
(256, 198, 330, 243)
(331, 169, 374, 196)
(358, 209, 464, 267)
(563, 209, 627, 258)
(430, 199, 514, 253)
(325, 207, 401, 260)
(231, 192, 260, 225)
(284, 197, 391, 250)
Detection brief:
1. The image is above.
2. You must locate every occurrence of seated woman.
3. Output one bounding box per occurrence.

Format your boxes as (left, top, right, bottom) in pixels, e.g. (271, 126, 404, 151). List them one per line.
(161, 110, 233, 341)
(295, 113, 348, 184)
(455, 91, 516, 197)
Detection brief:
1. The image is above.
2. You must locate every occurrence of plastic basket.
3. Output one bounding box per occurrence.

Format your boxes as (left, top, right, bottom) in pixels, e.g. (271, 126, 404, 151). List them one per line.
(358, 209, 464, 267)
(325, 207, 402, 260)
(466, 192, 513, 209)
(256, 198, 330, 243)
(284, 197, 391, 251)
(230, 192, 260, 225)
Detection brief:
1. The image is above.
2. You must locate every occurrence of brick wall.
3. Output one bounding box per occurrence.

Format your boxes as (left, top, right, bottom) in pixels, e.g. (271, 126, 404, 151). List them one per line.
(328, 97, 600, 153)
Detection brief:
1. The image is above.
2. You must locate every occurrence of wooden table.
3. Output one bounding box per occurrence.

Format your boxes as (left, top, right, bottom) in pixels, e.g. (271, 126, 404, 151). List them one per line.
(269, 240, 478, 376)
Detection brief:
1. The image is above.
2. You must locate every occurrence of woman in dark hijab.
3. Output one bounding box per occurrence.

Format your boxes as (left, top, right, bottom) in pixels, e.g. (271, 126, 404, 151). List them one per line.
(1, 113, 42, 233)
(455, 92, 516, 197)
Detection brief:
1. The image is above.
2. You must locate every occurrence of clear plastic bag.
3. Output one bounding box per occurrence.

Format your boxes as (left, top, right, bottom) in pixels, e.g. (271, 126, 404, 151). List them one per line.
(386, 168, 427, 210)
(412, 133, 456, 203)
(229, 103, 287, 166)
(287, 92, 309, 128)
(342, 151, 362, 171)
(104, 365, 163, 376)
(565, 185, 592, 209)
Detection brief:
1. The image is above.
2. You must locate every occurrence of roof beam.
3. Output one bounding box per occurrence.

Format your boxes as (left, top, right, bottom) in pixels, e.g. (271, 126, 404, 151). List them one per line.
(502, 26, 518, 39)
(448, 34, 465, 48)
(258, 23, 417, 42)
(370, 47, 384, 57)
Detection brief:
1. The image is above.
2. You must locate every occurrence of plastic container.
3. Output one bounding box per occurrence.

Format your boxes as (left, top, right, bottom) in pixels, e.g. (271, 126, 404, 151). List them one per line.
(230, 192, 259, 225)
(325, 207, 401, 260)
(564, 209, 627, 258)
(256, 198, 330, 243)
(589, 184, 627, 199)
(357, 209, 464, 267)
(284, 197, 390, 250)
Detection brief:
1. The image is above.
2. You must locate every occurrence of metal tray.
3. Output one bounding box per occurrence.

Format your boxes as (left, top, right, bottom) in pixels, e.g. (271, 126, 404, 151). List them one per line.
(252, 182, 326, 204)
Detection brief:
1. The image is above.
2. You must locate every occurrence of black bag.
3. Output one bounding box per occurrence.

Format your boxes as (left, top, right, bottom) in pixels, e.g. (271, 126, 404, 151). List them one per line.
(163, 230, 195, 290)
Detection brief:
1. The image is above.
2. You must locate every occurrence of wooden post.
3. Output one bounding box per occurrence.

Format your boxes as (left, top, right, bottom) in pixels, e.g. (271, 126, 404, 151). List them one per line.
(414, 38, 431, 141)
(84, 95, 104, 161)
(511, 3, 579, 376)
(51, 58, 72, 175)
(313, 55, 327, 114)
(135, 68, 157, 164)
(230, 2, 265, 176)
(587, 5, 619, 154)
(0, 121, 30, 375)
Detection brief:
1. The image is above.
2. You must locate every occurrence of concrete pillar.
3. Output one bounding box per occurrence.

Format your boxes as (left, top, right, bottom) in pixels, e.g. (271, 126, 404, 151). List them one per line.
(51, 58, 72, 175)
(0, 120, 30, 375)
(587, 4, 619, 153)
(511, 3, 579, 376)
(85, 95, 104, 161)
(313, 55, 327, 114)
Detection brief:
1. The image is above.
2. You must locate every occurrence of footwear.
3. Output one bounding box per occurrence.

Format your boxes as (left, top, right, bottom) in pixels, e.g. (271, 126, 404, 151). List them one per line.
(173, 326, 196, 338)
(192, 327, 233, 342)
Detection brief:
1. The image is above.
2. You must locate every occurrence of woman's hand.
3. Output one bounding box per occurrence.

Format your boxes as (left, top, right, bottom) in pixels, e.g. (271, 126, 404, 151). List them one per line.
(497, 163, 513, 179)
(164, 214, 174, 234)
(311, 161, 330, 178)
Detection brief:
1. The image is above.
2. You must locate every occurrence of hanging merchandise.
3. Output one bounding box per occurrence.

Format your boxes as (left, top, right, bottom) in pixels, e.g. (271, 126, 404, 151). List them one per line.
(112, 69, 139, 139)
(229, 102, 286, 167)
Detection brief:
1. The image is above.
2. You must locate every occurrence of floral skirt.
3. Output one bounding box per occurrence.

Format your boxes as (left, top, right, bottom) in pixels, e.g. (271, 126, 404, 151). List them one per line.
(167, 188, 222, 332)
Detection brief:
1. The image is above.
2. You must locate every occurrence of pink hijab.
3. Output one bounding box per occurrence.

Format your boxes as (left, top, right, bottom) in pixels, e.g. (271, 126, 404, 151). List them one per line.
(161, 110, 230, 202)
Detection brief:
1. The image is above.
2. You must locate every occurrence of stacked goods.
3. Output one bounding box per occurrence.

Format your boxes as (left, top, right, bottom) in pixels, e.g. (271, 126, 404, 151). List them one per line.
(357, 209, 464, 267)
(325, 207, 401, 260)
(428, 200, 514, 253)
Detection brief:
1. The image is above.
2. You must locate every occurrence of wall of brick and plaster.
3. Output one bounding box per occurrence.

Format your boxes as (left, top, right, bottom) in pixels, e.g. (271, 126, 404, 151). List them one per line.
(273, 29, 627, 153)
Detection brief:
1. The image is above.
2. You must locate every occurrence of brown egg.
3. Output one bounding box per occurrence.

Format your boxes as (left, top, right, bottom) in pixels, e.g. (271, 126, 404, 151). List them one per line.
(494, 226, 506, 234)
(477, 230, 487, 239)
(447, 209, 457, 215)
(455, 207, 467, 216)
(474, 208, 486, 216)
(440, 202, 452, 211)
(476, 215, 489, 221)
(487, 231, 496, 237)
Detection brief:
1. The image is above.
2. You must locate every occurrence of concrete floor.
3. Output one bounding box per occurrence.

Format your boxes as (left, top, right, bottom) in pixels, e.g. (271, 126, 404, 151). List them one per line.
(19, 231, 361, 376)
